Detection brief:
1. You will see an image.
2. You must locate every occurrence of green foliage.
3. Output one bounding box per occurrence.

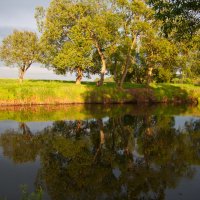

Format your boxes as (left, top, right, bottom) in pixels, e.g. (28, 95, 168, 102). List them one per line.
(149, 0, 200, 39)
(39, 0, 121, 84)
(110, 0, 155, 87)
(0, 30, 39, 81)
(140, 32, 178, 83)
(20, 185, 43, 200)
(95, 76, 115, 83)
(176, 34, 200, 79)
(41, 0, 198, 86)
(172, 78, 194, 84)
(154, 67, 174, 83)
(0, 0, 199, 86)
(0, 30, 38, 67)
(34, 6, 46, 33)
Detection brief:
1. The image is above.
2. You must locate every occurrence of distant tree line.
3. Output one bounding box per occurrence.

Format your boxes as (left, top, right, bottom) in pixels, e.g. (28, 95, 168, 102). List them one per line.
(0, 0, 199, 86)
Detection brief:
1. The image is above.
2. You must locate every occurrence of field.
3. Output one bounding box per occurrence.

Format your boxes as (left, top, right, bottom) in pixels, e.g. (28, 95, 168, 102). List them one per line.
(0, 79, 199, 105)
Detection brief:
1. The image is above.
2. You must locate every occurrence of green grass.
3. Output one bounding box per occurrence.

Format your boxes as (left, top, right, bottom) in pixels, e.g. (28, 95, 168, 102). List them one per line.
(0, 79, 199, 105)
(0, 79, 133, 105)
(150, 83, 200, 103)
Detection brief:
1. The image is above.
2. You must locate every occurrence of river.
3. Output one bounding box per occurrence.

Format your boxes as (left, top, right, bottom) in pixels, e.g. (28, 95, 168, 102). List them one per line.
(0, 104, 199, 200)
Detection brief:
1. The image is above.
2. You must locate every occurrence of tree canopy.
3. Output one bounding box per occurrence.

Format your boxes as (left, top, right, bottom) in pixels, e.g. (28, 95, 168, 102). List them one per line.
(149, 0, 200, 39)
(0, 30, 39, 82)
(0, 0, 199, 85)
(36, 0, 199, 86)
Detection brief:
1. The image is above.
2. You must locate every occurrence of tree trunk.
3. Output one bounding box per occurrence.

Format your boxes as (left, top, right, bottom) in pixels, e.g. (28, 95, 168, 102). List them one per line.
(119, 34, 137, 88)
(147, 67, 153, 85)
(19, 68, 25, 83)
(76, 67, 83, 85)
(119, 54, 131, 88)
(99, 58, 106, 86)
(94, 39, 106, 86)
(19, 123, 32, 135)
(98, 119, 105, 145)
(93, 119, 105, 163)
(119, 64, 128, 88)
(100, 130, 105, 145)
(113, 59, 119, 85)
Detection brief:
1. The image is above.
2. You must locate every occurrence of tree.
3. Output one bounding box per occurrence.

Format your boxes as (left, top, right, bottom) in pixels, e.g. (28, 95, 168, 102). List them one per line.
(149, 0, 200, 39)
(111, 0, 155, 87)
(35, 6, 46, 33)
(0, 30, 39, 82)
(35, 0, 199, 85)
(78, 1, 121, 85)
(39, 0, 120, 85)
(175, 33, 200, 80)
(140, 32, 178, 84)
(38, 0, 94, 84)
(51, 25, 94, 84)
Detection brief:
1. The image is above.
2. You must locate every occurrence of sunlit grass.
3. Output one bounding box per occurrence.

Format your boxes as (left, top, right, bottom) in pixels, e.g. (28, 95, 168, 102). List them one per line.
(0, 79, 199, 105)
(0, 79, 133, 105)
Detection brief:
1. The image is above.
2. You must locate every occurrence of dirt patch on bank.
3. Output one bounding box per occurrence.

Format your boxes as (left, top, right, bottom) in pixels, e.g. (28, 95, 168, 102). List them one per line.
(126, 88, 156, 103)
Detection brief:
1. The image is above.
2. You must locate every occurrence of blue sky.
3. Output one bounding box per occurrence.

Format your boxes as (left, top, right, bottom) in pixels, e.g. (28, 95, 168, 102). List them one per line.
(0, 0, 97, 81)
(0, 0, 50, 41)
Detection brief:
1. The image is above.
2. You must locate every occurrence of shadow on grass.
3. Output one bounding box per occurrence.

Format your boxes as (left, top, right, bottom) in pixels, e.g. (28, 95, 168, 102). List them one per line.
(80, 83, 199, 107)
(150, 84, 198, 104)
(0, 79, 198, 106)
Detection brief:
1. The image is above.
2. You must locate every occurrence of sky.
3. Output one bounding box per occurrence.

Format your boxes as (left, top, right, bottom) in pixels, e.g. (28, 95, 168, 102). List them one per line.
(0, 0, 95, 81)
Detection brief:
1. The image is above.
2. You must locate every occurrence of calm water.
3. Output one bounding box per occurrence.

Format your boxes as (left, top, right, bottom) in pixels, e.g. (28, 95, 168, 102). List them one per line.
(0, 105, 200, 200)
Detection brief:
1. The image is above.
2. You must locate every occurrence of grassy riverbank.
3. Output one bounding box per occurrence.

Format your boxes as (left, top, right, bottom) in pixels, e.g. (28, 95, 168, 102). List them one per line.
(0, 79, 199, 105)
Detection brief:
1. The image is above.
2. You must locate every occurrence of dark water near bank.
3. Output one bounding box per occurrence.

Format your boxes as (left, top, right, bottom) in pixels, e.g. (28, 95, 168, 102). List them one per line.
(0, 105, 200, 200)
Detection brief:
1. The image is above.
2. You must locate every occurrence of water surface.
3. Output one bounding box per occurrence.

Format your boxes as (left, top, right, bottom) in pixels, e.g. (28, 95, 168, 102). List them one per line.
(0, 104, 200, 200)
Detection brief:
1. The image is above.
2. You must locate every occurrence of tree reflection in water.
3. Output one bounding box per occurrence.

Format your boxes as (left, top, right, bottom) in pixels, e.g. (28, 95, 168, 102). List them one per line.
(0, 115, 200, 200)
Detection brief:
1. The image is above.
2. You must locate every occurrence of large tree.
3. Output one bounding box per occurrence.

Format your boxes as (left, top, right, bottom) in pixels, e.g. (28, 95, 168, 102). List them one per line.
(50, 24, 94, 84)
(38, 0, 94, 84)
(78, 0, 121, 85)
(0, 30, 39, 82)
(38, 0, 120, 85)
(36, 0, 199, 85)
(174, 33, 200, 80)
(111, 0, 155, 87)
(140, 31, 178, 84)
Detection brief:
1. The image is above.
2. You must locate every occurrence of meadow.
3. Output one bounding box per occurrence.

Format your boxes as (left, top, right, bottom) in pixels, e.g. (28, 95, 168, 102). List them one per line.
(0, 79, 199, 105)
